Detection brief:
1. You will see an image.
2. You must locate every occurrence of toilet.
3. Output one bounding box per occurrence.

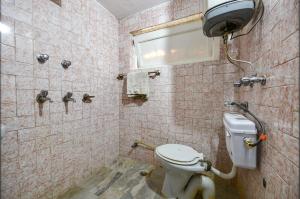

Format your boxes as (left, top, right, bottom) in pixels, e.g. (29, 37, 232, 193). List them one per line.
(155, 112, 257, 199)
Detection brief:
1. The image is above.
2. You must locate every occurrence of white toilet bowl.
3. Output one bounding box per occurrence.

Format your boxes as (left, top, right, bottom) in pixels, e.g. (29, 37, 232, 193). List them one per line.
(155, 113, 258, 199)
(155, 144, 215, 199)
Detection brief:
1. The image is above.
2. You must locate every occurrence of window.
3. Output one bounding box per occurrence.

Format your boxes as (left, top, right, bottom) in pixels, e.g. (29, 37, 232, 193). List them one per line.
(133, 18, 220, 69)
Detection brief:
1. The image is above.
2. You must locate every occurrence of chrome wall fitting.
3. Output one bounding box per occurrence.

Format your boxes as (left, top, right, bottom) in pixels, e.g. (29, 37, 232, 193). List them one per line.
(36, 90, 53, 116)
(82, 94, 95, 103)
(234, 74, 266, 88)
(36, 54, 49, 64)
(61, 60, 71, 69)
(63, 92, 76, 114)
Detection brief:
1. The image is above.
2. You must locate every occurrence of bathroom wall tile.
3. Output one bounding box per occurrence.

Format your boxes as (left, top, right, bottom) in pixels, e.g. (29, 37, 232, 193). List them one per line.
(19, 139, 36, 157)
(33, 62, 49, 80)
(17, 89, 35, 116)
(16, 76, 34, 89)
(7, 113, 35, 129)
(1, 74, 17, 118)
(237, 1, 299, 198)
(264, 167, 289, 199)
(15, 0, 32, 13)
(1, 130, 19, 159)
(288, 163, 299, 199)
(278, 133, 299, 166)
(280, 31, 299, 65)
(35, 104, 50, 127)
(3, 61, 33, 77)
(1, 0, 119, 198)
(15, 20, 33, 39)
(280, 0, 299, 41)
(1, 43, 15, 61)
(34, 78, 49, 90)
(16, 36, 34, 64)
(1, 172, 21, 199)
(292, 112, 299, 138)
(1, 2, 33, 25)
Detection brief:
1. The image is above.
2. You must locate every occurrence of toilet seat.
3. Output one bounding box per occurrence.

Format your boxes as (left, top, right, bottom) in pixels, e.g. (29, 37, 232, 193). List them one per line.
(156, 144, 204, 166)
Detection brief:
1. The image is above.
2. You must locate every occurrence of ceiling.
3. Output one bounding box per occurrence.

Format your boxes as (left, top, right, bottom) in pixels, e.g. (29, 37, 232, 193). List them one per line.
(97, 0, 170, 19)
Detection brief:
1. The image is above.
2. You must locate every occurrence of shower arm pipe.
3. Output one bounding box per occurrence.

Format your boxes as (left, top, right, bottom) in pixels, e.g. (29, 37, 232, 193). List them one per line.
(210, 165, 237, 180)
(223, 34, 253, 73)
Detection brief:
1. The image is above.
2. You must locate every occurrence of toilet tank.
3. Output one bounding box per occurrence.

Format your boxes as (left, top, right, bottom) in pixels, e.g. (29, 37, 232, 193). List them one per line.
(223, 113, 257, 169)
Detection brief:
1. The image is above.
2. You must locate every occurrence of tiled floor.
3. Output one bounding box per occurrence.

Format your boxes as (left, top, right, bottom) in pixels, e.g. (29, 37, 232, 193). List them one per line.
(57, 158, 240, 199)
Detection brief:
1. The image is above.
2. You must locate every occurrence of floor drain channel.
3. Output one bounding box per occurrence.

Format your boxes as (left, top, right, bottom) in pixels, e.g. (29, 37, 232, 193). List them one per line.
(95, 172, 123, 196)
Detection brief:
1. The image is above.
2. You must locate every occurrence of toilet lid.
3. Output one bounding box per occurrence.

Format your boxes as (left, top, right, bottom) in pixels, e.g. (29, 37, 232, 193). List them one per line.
(156, 144, 203, 165)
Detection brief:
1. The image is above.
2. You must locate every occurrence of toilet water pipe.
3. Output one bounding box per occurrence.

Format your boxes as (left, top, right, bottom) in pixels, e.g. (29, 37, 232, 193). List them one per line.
(210, 166, 237, 180)
(131, 140, 155, 151)
(227, 101, 268, 147)
(180, 175, 215, 199)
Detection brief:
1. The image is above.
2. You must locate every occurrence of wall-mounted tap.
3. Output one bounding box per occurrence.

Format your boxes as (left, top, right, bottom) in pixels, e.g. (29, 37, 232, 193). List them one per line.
(234, 74, 266, 88)
(36, 54, 49, 64)
(82, 94, 95, 103)
(36, 90, 53, 116)
(63, 92, 76, 103)
(61, 60, 71, 69)
(63, 92, 76, 114)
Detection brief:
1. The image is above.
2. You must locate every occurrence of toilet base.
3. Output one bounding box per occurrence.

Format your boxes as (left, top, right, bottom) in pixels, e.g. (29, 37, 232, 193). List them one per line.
(162, 171, 215, 199)
(162, 169, 193, 197)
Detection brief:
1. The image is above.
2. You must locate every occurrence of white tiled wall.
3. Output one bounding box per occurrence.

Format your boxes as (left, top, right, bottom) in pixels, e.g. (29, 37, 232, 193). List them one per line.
(1, 0, 120, 198)
(118, 0, 240, 171)
(1, 0, 299, 199)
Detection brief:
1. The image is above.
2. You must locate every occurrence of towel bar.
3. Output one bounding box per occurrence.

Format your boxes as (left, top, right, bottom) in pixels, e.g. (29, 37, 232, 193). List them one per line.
(117, 70, 160, 80)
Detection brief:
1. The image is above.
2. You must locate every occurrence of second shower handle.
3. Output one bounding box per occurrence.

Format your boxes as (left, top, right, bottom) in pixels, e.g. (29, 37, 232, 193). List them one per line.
(63, 92, 75, 114)
(82, 94, 95, 103)
(63, 92, 76, 103)
(36, 90, 53, 104)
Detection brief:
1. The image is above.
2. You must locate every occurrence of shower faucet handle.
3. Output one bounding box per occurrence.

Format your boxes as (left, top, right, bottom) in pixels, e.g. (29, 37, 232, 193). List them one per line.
(63, 92, 75, 114)
(36, 54, 49, 64)
(63, 92, 76, 103)
(234, 74, 267, 88)
(36, 90, 53, 116)
(61, 60, 72, 69)
(36, 90, 53, 104)
(82, 94, 95, 103)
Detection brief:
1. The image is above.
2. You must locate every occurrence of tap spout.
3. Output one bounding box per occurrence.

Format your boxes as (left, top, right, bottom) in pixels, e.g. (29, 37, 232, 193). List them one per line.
(63, 92, 76, 103)
(234, 74, 266, 87)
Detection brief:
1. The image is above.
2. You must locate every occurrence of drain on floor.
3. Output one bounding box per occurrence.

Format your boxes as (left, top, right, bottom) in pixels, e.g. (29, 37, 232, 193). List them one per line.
(94, 172, 123, 196)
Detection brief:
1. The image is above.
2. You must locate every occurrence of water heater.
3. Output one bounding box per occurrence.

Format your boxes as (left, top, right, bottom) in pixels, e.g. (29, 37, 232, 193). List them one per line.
(203, 0, 264, 38)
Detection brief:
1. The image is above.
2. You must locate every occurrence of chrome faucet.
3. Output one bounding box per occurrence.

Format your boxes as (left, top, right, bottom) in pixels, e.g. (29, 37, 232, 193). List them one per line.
(82, 94, 95, 103)
(36, 90, 53, 104)
(36, 90, 53, 116)
(63, 92, 76, 103)
(63, 92, 76, 114)
(234, 74, 266, 87)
